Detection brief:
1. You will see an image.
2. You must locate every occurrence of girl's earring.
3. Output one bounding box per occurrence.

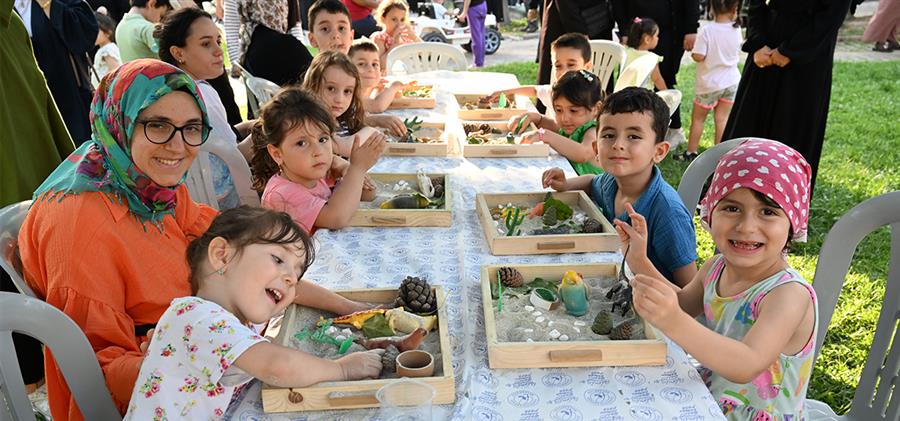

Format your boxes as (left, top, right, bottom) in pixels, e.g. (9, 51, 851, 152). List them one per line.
(216, 267, 226, 276)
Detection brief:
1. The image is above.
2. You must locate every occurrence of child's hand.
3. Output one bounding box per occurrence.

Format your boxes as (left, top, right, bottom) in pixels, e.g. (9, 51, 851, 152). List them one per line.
(518, 128, 544, 144)
(630, 274, 683, 332)
(613, 203, 649, 264)
(349, 131, 387, 170)
(337, 349, 385, 380)
(388, 80, 405, 90)
(370, 114, 407, 137)
(541, 167, 568, 191)
(507, 112, 539, 134)
(361, 175, 378, 201)
(139, 328, 155, 355)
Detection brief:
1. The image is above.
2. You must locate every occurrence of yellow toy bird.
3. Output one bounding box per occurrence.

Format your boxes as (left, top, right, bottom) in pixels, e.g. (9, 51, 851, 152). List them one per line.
(559, 271, 590, 316)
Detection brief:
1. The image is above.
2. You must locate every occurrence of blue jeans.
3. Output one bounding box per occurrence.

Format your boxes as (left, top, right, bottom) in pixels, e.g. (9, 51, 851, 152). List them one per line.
(468, 2, 487, 67)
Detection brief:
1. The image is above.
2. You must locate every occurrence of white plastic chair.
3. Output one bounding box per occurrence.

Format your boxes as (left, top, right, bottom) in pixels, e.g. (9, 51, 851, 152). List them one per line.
(589, 40, 626, 89)
(0, 201, 36, 298)
(233, 63, 281, 116)
(385, 42, 467, 76)
(805, 191, 900, 421)
(613, 53, 659, 92)
(675, 137, 747, 211)
(0, 292, 121, 420)
(656, 89, 683, 118)
(184, 140, 260, 210)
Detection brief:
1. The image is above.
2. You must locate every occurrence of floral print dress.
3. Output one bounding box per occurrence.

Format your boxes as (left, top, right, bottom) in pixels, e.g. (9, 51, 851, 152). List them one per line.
(701, 256, 818, 421)
(124, 297, 266, 420)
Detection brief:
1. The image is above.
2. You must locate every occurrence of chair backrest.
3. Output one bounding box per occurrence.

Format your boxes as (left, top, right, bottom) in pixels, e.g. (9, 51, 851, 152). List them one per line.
(613, 53, 659, 92)
(233, 63, 280, 116)
(385, 42, 467, 76)
(811, 191, 900, 420)
(675, 138, 748, 211)
(184, 140, 260, 210)
(656, 89, 683, 118)
(589, 40, 626, 89)
(0, 201, 36, 298)
(0, 292, 121, 421)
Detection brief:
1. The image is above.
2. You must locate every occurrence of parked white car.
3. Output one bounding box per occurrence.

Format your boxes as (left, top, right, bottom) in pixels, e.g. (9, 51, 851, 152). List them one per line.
(411, 6, 501, 55)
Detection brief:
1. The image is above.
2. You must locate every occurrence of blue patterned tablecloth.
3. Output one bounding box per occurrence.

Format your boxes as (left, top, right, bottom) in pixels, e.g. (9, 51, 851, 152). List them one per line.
(226, 72, 725, 421)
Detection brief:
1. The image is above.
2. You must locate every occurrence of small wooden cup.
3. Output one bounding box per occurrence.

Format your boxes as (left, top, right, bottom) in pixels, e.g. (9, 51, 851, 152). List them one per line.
(396, 350, 435, 378)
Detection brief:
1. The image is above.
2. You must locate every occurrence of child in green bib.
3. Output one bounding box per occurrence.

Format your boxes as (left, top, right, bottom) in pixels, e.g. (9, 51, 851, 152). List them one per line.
(517, 70, 604, 175)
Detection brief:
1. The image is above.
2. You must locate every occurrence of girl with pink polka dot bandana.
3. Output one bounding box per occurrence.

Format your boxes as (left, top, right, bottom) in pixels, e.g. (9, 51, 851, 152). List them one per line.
(630, 139, 818, 420)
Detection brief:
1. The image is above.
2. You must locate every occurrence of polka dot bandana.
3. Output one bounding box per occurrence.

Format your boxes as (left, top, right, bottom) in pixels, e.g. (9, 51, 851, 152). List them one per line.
(700, 139, 812, 242)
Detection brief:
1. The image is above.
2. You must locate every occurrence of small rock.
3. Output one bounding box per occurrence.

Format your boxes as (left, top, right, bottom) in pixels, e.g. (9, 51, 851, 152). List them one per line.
(531, 311, 542, 316)
(535, 316, 545, 323)
(326, 326, 338, 334)
(526, 338, 534, 342)
(547, 321, 554, 326)
(573, 327, 580, 333)
(524, 305, 535, 312)
(573, 321, 586, 327)
(559, 334, 569, 341)
(341, 329, 352, 336)
(523, 328, 534, 333)
(335, 335, 346, 341)
(548, 329, 561, 339)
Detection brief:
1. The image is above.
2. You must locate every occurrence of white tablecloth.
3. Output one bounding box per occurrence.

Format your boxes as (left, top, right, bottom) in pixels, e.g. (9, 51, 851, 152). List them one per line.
(226, 72, 725, 421)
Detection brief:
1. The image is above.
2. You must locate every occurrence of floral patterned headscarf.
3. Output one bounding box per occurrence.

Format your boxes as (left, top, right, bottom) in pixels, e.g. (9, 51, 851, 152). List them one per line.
(33, 59, 208, 230)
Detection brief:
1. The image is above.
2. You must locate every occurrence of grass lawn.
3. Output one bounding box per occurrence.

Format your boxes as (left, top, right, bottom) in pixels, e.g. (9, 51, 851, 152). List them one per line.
(479, 60, 900, 413)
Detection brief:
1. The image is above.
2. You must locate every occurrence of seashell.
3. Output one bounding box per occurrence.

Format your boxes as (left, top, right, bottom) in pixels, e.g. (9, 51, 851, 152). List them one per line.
(559, 334, 569, 341)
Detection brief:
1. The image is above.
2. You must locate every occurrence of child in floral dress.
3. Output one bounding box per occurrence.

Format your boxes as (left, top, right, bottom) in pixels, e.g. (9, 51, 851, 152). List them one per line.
(124, 207, 384, 420)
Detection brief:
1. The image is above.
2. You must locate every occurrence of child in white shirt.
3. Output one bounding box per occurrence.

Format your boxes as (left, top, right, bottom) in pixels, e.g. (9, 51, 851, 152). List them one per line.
(93, 11, 121, 85)
(676, 0, 743, 162)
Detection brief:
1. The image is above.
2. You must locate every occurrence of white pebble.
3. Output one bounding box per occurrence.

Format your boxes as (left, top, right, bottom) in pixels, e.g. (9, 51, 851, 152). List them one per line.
(335, 335, 346, 341)
(573, 327, 580, 333)
(341, 328, 352, 336)
(526, 338, 534, 342)
(523, 328, 534, 333)
(573, 321, 586, 327)
(531, 311, 542, 316)
(524, 305, 535, 312)
(535, 316, 545, 323)
(559, 334, 570, 341)
(548, 329, 561, 339)
(327, 326, 338, 334)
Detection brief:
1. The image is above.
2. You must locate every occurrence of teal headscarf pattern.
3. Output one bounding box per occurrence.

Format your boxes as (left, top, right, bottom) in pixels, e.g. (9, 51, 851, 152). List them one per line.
(33, 59, 209, 230)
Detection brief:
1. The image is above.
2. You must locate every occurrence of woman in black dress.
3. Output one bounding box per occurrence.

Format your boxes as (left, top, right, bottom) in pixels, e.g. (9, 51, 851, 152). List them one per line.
(723, 0, 852, 192)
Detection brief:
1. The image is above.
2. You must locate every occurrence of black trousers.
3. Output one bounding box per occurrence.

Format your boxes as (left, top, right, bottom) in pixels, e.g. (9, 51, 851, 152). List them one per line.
(655, 35, 684, 129)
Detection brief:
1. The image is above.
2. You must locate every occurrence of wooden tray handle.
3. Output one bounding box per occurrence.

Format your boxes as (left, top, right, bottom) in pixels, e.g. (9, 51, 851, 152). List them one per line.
(370, 216, 407, 224)
(537, 241, 576, 250)
(388, 147, 417, 153)
(326, 390, 380, 406)
(489, 149, 517, 155)
(480, 113, 503, 119)
(549, 349, 604, 362)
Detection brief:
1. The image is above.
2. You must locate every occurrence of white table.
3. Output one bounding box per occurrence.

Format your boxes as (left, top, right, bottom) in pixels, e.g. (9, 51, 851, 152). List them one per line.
(225, 72, 725, 421)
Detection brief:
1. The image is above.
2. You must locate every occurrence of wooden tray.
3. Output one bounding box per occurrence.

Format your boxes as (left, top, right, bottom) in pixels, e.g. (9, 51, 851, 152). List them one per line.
(262, 287, 455, 412)
(388, 84, 436, 109)
(475, 191, 618, 255)
(462, 122, 549, 158)
(481, 263, 667, 368)
(455, 93, 528, 121)
(383, 121, 454, 157)
(350, 173, 452, 227)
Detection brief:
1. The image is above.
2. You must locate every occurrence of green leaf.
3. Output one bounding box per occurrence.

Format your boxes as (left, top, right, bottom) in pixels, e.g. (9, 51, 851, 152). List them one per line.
(361, 314, 395, 338)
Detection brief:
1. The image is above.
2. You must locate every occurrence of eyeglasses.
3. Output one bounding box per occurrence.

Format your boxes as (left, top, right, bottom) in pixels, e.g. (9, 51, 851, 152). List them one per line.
(136, 120, 211, 147)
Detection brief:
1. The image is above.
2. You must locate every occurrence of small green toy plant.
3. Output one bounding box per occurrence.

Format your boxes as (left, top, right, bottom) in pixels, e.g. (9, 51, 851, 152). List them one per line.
(541, 193, 573, 224)
(294, 319, 354, 354)
(504, 207, 526, 236)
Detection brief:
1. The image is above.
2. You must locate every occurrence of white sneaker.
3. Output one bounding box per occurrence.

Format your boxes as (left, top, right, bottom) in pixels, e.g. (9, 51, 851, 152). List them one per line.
(665, 128, 686, 151)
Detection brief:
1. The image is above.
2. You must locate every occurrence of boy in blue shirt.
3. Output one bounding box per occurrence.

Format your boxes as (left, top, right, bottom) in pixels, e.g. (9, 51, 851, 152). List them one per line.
(542, 87, 697, 287)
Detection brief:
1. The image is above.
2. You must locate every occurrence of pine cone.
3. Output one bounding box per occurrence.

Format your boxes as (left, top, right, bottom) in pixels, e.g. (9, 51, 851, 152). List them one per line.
(395, 276, 436, 314)
(381, 345, 400, 374)
(609, 321, 633, 340)
(582, 218, 603, 234)
(498, 267, 524, 287)
(591, 311, 613, 335)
